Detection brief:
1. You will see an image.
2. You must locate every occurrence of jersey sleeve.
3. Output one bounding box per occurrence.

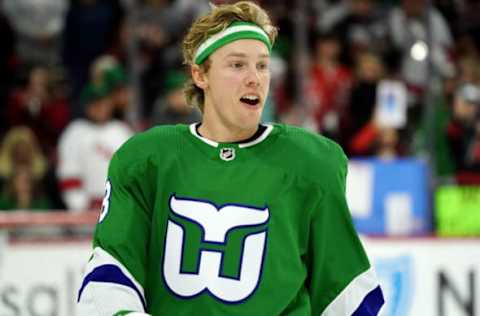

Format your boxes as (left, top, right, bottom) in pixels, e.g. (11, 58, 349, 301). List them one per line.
(77, 148, 153, 316)
(307, 144, 384, 315)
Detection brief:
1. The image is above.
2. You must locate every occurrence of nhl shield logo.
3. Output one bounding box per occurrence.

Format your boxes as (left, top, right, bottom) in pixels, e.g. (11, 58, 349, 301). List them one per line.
(220, 147, 235, 161)
(374, 255, 413, 316)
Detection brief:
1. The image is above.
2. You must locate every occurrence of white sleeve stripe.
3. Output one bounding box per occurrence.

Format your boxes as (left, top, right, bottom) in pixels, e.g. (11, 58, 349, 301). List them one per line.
(78, 247, 147, 313)
(321, 267, 384, 316)
(78, 264, 147, 311)
(84, 247, 145, 296)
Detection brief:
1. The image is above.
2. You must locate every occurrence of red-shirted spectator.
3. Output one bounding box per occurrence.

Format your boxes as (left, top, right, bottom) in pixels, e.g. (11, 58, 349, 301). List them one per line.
(6, 65, 70, 158)
(306, 31, 352, 139)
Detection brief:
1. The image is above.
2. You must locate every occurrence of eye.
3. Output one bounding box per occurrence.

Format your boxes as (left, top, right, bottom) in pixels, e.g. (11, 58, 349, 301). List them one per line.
(257, 62, 269, 71)
(230, 61, 245, 69)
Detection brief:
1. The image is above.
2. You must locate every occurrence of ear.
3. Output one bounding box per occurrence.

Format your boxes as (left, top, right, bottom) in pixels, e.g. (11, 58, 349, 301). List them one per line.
(191, 64, 209, 90)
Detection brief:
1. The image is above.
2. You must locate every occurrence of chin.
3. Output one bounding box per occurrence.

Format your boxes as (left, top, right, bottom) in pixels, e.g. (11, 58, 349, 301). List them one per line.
(239, 117, 261, 130)
(233, 108, 263, 129)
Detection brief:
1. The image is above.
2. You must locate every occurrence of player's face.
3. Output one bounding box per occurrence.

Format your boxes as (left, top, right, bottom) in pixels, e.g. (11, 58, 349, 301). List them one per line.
(200, 39, 271, 138)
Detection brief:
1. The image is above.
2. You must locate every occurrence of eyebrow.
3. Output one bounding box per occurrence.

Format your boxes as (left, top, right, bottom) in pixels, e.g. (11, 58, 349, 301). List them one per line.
(224, 52, 270, 59)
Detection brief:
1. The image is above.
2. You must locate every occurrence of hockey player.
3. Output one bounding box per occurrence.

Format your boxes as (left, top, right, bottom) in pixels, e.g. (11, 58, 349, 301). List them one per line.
(77, 1, 384, 315)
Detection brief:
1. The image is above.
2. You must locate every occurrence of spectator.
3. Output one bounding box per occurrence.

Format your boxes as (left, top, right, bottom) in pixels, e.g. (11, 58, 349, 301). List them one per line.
(445, 83, 480, 182)
(134, 0, 210, 119)
(345, 52, 407, 158)
(343, 51, 385, 154)
(151, 70, 200, 126)
(2, 0, 69, 66)
(456, 56, 480, 86)
(89, 55, 132, 121)
(57, 83, 133, 211)
(0, 126, 47, 187)
(103, 64, 132, 121)
(275, 51, 312, 128)
(132, 0, 179, 118)
(306, 31, 352, 139)
(318, 0, 388, 65)
(387, 0, 455, 100)
(0, 167, 51, 210)
(62, 0, 124, 118)
(6, 65, 70, 158)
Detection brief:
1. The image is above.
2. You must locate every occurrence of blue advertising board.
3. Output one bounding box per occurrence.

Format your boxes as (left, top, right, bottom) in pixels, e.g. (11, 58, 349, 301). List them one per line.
(346, 158, 432, 235)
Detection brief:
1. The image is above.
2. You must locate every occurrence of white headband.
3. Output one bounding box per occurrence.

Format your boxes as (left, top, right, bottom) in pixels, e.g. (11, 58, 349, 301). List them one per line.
(194, 21, 272, 65)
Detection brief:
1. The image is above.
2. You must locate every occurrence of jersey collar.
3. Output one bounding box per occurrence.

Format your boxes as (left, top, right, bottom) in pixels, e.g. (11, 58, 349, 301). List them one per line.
(189, 123, 274, 148)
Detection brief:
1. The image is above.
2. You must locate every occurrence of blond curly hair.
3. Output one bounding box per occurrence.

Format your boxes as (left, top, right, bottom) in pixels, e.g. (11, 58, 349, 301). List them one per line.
(0, 126, 47, 180)
(182, 1, 277, 111)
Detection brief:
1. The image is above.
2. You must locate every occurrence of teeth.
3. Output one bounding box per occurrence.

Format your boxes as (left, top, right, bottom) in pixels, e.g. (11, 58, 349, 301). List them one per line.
(242, 95, 259, 100)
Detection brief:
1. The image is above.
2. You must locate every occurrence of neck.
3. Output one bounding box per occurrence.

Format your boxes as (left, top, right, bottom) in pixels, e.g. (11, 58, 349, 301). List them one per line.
(199, 116, 258, 143)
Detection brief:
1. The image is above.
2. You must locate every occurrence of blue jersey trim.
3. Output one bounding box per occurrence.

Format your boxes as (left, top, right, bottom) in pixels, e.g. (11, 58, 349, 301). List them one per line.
(77, 264, 147, 312)
(351, 285, 384, 316)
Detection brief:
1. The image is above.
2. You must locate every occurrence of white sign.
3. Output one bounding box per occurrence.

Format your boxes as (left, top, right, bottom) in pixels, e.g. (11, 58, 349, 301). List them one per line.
(0, 240, 91, 316)
(363, 238, 480, 316)
(346, 161, 374, 218)
(375, 80, 407, 128)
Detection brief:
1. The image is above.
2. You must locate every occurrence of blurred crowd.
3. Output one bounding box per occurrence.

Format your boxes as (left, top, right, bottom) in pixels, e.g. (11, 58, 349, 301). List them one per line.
(0, 0, 480, 213)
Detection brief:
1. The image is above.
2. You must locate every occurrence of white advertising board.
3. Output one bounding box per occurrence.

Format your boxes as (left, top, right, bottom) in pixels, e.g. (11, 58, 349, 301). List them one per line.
(0, 239, 91, 316)
(0, 237, 479, 316)
(364, 238, 480, 316)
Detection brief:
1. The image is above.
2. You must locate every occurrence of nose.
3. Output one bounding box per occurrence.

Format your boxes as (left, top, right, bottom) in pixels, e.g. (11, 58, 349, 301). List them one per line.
(245, 66, 260, 87)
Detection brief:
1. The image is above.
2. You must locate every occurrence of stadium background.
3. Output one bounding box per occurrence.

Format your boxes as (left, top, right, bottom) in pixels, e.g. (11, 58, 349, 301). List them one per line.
(0, 0, 479, 315)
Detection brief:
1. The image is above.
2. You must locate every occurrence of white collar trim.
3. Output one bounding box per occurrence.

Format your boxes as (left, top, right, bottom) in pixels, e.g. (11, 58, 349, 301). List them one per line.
(189, 123, 218, 147)
(189, 123, 273, 148)
(239, 124, 273, 148)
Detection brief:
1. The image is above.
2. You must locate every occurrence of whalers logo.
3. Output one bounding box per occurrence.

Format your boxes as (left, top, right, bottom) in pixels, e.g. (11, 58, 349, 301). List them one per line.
(163, 195, 269, 303)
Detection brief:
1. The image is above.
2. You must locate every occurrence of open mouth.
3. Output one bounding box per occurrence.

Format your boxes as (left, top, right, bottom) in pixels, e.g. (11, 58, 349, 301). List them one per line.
(240, 95, 260, 106)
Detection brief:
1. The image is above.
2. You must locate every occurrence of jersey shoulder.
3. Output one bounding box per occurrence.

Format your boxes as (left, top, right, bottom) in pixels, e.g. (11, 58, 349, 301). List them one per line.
(110, 124, 187, 170)
(274, 124, 348, 184)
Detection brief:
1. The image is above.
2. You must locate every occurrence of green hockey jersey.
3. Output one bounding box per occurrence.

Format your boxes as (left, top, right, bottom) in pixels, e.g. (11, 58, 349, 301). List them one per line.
(77, 123, 384, 316)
